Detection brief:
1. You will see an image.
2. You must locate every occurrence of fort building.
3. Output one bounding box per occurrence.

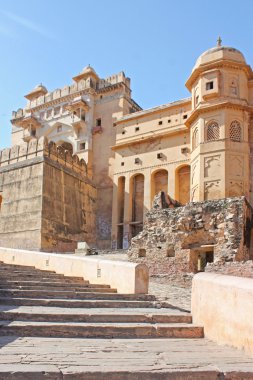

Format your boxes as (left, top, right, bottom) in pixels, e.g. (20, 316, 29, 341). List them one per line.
(2, 40, 253, 254)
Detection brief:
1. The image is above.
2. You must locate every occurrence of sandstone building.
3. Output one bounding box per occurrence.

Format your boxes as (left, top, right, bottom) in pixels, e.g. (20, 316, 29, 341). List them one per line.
(1, 40, 253, 255)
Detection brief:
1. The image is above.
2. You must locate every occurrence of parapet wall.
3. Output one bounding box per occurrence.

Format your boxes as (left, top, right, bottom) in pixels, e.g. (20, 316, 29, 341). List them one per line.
(192, 272, 253, 357)
(0, 137, 88, 177)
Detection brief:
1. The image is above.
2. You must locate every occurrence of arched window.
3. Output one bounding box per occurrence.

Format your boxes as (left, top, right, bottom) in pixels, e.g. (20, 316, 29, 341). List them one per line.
(206, 122, 220, 142)
(192, 128, 199, 150)
(230, 121, 242, 142)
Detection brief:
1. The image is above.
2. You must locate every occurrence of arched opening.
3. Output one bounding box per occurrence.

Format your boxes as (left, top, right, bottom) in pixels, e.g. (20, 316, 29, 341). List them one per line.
(117, 176, 125, 249)
(175, 165, 190, 205)
(130, 174, 144, 238)
(56, 141, 73, 155)
(151, 169, 168, 202)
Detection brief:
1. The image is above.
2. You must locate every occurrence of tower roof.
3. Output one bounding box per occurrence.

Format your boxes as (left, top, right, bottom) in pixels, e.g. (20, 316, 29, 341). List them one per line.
(25, 84, 48, 101)
(192, 45, 246, 72)
(72, 65, 99, 82)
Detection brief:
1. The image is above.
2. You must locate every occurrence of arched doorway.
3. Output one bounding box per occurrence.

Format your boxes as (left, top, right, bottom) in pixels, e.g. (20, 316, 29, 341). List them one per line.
(175, 165, 190, 204)
(56, 141, 73, 155)
(151, 169, 168, 201)
(130, 174, 144, 238)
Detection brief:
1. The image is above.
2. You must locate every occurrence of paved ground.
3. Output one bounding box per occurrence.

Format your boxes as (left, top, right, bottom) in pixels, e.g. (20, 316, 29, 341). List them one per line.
(1, 337, 253, 379)
(148, 280, 191, 311)
(85, 253, 192, 311)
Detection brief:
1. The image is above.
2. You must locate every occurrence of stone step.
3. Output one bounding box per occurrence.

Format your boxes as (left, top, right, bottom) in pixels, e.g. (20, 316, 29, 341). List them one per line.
(0, 273, 85, 281)
(0, 285, 117, 293)
(0, 306, 192, 323)
(0, 297, 160, 308)
(1, 280, 110, 288)
(0, 320, 204, 339)
(0, 289, 155, 301)
(0, 337, 252, 379)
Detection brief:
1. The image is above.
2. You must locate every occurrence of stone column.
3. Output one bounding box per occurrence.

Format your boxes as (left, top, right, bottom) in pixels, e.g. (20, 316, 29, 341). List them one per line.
(111, 176, 119, 249)
(123, 175, 131, 249)
(143, 171, 151, 220)
(168, 166, 176, 199)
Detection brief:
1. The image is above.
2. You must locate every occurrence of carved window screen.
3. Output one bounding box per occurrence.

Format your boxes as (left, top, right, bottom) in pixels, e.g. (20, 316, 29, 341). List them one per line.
(206, 122, 219, 141)
(192, 128, 199, 150)
(230, 121, 242, 142)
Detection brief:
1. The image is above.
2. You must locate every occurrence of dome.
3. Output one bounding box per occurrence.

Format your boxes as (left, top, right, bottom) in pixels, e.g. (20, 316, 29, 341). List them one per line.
(192, 45, 246, 72)
(73, 65, 99, 82)
(24, 83, 48, 100)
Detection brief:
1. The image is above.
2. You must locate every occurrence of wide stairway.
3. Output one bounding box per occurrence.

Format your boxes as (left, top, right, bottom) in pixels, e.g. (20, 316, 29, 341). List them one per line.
(0, 262, 253, 379)
(0, 262, 200, 339)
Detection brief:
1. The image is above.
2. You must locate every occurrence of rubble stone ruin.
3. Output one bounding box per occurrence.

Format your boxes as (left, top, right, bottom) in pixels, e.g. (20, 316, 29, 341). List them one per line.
(128, 193, 253, 276)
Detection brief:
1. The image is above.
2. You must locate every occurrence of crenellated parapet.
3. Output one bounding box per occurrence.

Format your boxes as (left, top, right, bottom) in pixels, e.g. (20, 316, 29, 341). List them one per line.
(12, 71, 130, 119)
(0, 137, 88, 176)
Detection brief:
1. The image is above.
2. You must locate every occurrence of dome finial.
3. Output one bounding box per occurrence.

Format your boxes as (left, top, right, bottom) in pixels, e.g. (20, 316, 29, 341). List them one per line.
(217, 36, 222, 47)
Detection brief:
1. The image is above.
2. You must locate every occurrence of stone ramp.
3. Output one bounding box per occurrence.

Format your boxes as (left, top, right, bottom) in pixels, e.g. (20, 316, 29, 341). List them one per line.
(1, 337, 253, 379)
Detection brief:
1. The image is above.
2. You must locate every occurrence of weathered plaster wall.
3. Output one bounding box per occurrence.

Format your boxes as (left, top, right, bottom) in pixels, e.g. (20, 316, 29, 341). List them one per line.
(0, 158, 43, 250)
(0, 137, 97, 252)
(128, 196, 253, 275)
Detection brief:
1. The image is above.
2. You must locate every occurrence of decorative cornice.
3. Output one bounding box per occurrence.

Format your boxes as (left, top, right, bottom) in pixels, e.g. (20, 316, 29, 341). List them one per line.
(186, 60, 253, 90)
(185, 101, 250, 127)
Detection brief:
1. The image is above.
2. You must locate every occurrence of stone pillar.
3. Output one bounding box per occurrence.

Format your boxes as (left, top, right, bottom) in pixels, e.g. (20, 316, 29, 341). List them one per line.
(168, 166, 176, 199)
(111, 177, 119, 249)
(143, 171, 150, 220)
(123, 175, 131, 249)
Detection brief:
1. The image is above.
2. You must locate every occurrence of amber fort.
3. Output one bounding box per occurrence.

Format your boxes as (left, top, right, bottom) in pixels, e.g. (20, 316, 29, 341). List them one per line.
(1, 40, 253, 378)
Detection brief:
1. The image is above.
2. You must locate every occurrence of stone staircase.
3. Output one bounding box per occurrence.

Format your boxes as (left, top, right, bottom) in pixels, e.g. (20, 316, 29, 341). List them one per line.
(0, 262, 202, 339)
(0, 261, 253, 379)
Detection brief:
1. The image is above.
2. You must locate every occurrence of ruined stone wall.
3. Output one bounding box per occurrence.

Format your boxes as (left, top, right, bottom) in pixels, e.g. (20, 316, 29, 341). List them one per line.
(0, 137, 96, 252)
(128, 197, 253, 276)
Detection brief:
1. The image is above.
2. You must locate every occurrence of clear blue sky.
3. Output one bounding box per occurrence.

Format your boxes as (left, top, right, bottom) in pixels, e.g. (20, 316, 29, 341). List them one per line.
(1, 0, 253, 148)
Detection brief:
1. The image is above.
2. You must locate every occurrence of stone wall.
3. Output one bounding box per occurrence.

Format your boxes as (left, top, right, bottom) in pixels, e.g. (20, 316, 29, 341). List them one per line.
(0, 137, 96, 252)
(128, 196, 253, 276)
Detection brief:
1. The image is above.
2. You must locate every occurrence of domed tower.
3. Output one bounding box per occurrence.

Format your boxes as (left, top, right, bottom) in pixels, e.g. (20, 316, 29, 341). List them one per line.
(185, 38, 253, 203)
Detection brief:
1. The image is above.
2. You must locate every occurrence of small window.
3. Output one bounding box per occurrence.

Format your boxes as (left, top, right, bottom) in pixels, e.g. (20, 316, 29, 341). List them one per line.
(157, 153, 163, 159)
(54, 106, 61, 116)
(138, 248, 146, 257)
(230, 121, 242, 142)
(135, 127, 139, 132)
(196, 95, 199, 105)
(80, 142, 86, 150)
(122, 130, 125, 135)
(183, 115, 188, 119)
(31, 129, 36, 137)
(158, 120, 163, 125)
(206, 81, 214, 90)
(206, 122, 220, 141)
(168, 119, 171, 123)
(121, 162, 124, 166)
(46, 109, 52, 118)
(96, 118, 102, 127)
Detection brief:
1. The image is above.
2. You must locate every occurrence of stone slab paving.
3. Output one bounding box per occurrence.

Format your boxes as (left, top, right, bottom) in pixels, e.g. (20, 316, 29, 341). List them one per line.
(0, 337, 253, 379)
(148, 281, 191, 311)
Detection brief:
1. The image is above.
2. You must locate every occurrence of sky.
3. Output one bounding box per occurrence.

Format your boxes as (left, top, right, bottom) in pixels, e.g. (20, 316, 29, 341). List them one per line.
(0, 0, 253, 148)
